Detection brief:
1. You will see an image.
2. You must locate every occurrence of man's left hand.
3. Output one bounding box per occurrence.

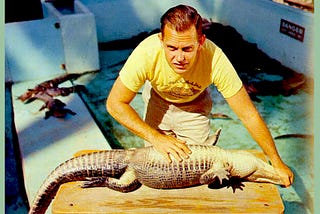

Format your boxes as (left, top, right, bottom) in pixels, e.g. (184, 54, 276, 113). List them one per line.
(274, 162, 294, 187)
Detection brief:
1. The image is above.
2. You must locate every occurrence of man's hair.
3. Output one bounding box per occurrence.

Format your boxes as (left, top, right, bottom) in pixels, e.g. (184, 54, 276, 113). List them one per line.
(160, 5, 203, 39)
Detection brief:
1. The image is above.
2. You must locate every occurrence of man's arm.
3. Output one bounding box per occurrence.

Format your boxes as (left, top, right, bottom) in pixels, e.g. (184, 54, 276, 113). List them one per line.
(225, 86, 294, 187)
(106, 77, 191, 162)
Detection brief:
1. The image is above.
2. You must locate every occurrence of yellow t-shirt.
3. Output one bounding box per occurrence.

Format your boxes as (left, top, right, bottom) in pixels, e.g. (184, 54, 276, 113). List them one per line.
(119, 34, 242, 103)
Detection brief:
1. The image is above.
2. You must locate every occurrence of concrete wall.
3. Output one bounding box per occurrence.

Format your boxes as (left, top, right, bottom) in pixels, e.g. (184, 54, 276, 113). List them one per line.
(80, 0, 216, 41)
(5, 18, 65, 82)
(210, 0, 314, 77)
(5, 0, 314, 82)
(81, 0, 314, 76)
(5, 0, 100, 83)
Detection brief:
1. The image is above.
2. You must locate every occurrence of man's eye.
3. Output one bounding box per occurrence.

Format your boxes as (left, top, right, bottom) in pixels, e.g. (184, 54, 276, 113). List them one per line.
(183, 47, 193, 52)
(167, 46, 176, 51)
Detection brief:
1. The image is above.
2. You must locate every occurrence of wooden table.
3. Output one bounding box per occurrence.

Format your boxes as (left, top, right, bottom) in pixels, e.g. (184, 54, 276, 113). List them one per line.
(52, 150, 284, 213)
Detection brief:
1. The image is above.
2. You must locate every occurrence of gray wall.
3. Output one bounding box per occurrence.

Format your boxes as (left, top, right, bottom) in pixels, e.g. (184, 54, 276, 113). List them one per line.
(82, 0, 314, 76)
(5, 0, 314, 83)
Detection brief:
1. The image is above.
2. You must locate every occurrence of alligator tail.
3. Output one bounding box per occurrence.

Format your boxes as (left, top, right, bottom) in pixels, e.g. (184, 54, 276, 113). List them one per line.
(28, 150, 127, 214)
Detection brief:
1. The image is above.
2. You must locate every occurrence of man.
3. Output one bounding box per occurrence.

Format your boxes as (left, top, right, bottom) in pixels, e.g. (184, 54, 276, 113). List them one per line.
(107, 4, 293, 187)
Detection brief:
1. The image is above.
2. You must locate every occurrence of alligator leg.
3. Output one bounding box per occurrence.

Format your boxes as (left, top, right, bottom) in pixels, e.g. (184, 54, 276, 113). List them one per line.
(203, 128, 222, 146)
(82, 177, 108, 188)
(200, 165, 230, 185)
(244, 159, 283, 184)
(227, 151, 283, 185)
(82, 167, 142, 193)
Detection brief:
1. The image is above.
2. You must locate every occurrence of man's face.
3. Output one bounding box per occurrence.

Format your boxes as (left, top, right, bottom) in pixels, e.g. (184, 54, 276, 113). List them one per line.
(159, 25, 205, 74)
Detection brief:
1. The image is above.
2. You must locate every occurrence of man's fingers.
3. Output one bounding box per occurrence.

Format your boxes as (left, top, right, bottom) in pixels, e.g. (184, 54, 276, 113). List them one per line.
(163, 152, 172, 163)
(279, 172, 294, 188)
(159, 146, 185, 163)
(154, 135, 192, 163)
(290, 175, 294, 185)
(174, 140, 192, 156)
(286, 175, 294, 187)
(158, 147, 179, 163)
(179, 144, 192, 156)
(281, 178, 291, 188)
(167, 146, 184, 162)
(170, 152, 183, 162)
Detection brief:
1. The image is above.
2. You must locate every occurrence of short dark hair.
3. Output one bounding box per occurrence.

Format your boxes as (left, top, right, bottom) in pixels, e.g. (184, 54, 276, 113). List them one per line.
(160, 5, 203, 39)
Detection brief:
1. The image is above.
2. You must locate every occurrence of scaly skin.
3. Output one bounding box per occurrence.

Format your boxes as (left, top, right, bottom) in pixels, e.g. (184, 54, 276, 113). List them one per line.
(28, 150, 128, 214)
(28, 141, 283, 214)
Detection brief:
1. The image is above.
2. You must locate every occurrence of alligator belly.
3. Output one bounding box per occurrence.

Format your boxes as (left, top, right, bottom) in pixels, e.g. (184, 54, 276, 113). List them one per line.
(135, 168, 204, 189)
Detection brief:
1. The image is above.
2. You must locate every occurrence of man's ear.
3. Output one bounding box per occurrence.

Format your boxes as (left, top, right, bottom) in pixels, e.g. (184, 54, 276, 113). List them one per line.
(158, 33, 164, 47)
(199, 34, 206, 46)
(158, 32, 163, 41)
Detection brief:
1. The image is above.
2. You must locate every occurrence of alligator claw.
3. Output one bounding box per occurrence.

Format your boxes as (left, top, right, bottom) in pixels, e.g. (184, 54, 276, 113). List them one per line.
(226, 176, 245, 193)
(213, 169, 230, 185)
(200, 168, 229, 185)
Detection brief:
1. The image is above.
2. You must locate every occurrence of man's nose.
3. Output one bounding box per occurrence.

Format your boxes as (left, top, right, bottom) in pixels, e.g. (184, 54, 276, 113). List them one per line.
(176, 50, 185, 62)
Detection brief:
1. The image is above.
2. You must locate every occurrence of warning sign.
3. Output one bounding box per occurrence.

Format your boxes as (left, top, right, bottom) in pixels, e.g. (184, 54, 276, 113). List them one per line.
(280, 19, 305, 42)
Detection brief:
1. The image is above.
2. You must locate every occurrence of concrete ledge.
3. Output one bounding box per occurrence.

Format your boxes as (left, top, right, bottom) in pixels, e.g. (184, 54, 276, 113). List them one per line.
(42, 0, 100, 73)
(5, 0, 100, 83)
(11, 79, 111, 210)
(5, 19, 65, 82)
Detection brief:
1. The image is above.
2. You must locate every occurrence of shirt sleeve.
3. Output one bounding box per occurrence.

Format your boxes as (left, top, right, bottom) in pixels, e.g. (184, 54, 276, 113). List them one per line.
(119, 35, 159, 93)
(119, 45, 150, 93)
(211, 48, 243, 98)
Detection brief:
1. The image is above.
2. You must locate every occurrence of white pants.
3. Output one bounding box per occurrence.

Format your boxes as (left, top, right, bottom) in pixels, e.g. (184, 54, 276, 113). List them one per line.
(142, 82, 212, 145)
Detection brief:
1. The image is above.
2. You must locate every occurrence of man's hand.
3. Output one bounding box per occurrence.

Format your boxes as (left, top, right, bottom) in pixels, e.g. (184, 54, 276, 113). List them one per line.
(151, 134, 192, 163)
(107, 78, 191, 163)
(273, 161, 294, 187)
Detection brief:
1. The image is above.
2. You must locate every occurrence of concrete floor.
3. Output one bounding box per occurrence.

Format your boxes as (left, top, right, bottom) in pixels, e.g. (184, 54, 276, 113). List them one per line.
(5, 49, 314, 213)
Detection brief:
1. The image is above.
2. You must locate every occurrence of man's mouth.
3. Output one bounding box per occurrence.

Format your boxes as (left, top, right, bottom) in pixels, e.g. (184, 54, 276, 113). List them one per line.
(174, 63, 187, 69)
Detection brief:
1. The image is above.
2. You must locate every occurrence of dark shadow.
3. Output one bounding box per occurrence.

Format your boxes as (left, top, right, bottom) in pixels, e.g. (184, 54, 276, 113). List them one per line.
(290, 167, 314, 213)
(13, 93, 102, 157)
(5, 0, 43, 23)
(5, 83, 29, 213)
(208, 177, 245, 193)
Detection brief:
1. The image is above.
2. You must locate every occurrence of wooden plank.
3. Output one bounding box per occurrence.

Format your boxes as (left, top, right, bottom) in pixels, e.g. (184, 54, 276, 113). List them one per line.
(52, 181, 284, 214)
(52, 150, 284, 213)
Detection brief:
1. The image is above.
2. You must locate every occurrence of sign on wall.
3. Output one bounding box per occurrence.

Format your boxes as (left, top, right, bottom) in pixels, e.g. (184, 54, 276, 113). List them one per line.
(279, 19, 305, 42)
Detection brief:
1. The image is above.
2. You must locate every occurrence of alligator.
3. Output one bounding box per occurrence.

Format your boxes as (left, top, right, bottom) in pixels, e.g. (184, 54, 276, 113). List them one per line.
(28, 129, 284, 214)
(18, 73, 88, 119)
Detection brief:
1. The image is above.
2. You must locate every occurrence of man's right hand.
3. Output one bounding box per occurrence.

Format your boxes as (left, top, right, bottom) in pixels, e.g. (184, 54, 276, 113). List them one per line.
(107, 78, 192, 163)
(150, 134, 192, 163)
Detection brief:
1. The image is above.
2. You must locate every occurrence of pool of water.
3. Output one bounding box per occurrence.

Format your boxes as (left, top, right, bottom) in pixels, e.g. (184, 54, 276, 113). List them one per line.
(5, 49, 313, 213)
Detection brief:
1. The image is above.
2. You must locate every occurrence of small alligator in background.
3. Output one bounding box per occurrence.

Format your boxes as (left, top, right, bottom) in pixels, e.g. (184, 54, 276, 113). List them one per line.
(17, 73, 88, 119)
(28, 129, 285, 214)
